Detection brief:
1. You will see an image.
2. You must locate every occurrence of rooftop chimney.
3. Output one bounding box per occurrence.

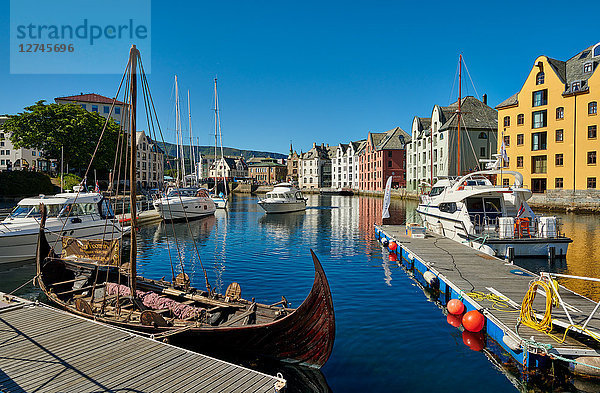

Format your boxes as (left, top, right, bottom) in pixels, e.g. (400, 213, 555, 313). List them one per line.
(482, 94, 488, 105)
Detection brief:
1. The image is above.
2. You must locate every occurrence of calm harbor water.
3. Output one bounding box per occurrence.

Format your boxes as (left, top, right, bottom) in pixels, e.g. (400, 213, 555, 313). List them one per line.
(2, 194, 600, 392)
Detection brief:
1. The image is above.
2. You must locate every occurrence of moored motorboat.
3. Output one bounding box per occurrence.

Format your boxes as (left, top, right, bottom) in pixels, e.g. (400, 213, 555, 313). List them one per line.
(417, 159, 572, 258)
(258, 183, 307, 214)
(153, 187, 216, 221)
(0, 191, 123, 264)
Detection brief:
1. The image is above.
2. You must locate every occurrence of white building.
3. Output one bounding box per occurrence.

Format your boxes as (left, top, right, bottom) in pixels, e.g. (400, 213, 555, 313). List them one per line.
(332, 140, 366, 190)
(406, 96, 498, 191)
(209, 157, 248, 180)
(55, 93, 125, 125)
(0, 116, 50, 172)
(135, 131, 165, 189)
(299, 143, 335, 189)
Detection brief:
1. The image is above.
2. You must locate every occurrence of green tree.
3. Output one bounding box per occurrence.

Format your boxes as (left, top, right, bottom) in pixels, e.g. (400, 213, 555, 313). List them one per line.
(4, 101, 122, 175)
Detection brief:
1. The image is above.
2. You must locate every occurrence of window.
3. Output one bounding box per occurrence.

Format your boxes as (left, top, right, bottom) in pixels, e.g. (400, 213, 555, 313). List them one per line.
(572, 81, 581, 92)
(531, 156, 547, 174)
(556, 107, 564, 119)
(588, 151, 597, 165)
(104, 106, 110, 114)
(532, 110, 547, 128)
(80, 104, 86, 110)
(480, 147, 486, 157)
(517, 134, 524, 145)
(478, 132, 487, 139)
(503, 135, 510, 146)
(584, 63, 593, 73)
(555, 178, 563, 188)
(503, 178, 510, 187)
(532, 131, 547, 150)
(589, 125, 597, 139)
(588, 177, 596, 188)
(115, 107, 121, 115)
(556, 129, 564, 142)
(388, 160, 392, 167)
(589, 102, 598, 115)
(91, 105, 98, 112)
(532, 90, 548, 107)
(517, 114, 524, 125)
(517, 156, 523, 168)
(388, 151, 392, 157)
(536, 71, 545, 85)
(503, 116, 510, 127)
(595, 45, 600, 57)
(32, 151, 36, 156)
(555, 153, 563, 166)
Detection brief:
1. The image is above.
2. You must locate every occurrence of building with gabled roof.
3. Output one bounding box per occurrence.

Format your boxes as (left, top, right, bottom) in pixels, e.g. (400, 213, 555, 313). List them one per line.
(406, 96, 498, 191)
(55, 93, 125, 124)
(359, 127, 410, 191)
(209, 156, 248, 181)
(299, 142, 334, 189)
(332, 139, 366, 190)
(496, 42, 600, 193)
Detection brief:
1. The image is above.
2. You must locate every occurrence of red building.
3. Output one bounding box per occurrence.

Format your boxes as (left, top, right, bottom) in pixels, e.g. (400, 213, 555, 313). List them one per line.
(359, 127, 409, 191)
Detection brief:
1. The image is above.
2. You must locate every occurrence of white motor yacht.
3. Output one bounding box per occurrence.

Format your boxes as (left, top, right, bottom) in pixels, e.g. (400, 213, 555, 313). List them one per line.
(210, 194, 228, 209)
(258, 183, 307, 214)
(417, 159, 572, 258)
(153, 187, 216, 221)
(0, 192, 124, 264)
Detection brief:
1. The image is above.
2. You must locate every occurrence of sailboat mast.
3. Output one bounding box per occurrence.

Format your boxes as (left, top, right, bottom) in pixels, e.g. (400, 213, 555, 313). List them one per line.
(129, 45, 138, 295)
(175, 75, 180, 185)
(457, 54, 462, 176)
(214, 78, 219, 189)
(188, 90, 196, 185)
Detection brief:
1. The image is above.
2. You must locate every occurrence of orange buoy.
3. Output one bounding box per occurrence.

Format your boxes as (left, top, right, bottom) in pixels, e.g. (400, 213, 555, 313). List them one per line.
(388, 253, 397, 262)
(447, 299, 465, 315)
(446, 313, 462, 328)
(462, 331, 485, 351)
(462, 310, 485, 332)
(389, 241, 398, 251)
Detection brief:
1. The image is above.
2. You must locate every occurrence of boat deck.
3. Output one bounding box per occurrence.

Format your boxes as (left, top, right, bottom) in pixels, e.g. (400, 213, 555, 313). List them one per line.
(375, 224, 600, 370)
(0, 293, 285, 393)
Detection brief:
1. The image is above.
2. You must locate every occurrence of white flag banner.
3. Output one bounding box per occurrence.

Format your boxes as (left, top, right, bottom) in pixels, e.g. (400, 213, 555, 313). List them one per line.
(382, 176, 392, 219)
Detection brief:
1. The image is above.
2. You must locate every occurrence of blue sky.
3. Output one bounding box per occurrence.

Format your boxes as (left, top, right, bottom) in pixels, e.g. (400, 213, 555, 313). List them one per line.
(1, 0, 599, 154)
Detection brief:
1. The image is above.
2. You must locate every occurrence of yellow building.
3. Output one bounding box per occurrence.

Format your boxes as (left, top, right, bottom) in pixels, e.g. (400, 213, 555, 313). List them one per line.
(496, 43, 600, 193)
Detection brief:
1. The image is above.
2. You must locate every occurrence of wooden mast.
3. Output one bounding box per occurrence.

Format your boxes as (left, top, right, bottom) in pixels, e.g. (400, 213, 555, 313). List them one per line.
(129, 45, 139, 295)
(457, 54, 462, 176)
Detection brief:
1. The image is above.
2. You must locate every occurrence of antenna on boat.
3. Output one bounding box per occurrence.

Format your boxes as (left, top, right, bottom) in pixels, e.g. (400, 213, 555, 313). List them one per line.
(129, 44, 139, 295)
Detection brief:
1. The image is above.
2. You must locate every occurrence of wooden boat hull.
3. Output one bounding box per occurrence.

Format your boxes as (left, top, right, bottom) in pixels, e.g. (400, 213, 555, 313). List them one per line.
(36, 227, 335, 368)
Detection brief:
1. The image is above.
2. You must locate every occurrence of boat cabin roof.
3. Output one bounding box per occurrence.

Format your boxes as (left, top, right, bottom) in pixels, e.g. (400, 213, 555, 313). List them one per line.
(18, 192, 104, 206)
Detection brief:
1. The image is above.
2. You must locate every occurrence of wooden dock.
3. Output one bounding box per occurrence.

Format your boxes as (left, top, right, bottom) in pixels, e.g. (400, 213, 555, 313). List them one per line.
(0, 293, 286, 393)
(375, 224, 600, 378)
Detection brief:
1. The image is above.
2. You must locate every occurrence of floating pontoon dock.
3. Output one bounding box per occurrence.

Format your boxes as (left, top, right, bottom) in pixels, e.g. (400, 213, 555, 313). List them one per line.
(375, 224, 600, 378)
(0, 292, 286, 392)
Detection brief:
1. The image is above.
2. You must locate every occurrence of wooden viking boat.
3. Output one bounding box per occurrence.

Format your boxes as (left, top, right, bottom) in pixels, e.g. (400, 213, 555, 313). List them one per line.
(35, 45, 335, 368)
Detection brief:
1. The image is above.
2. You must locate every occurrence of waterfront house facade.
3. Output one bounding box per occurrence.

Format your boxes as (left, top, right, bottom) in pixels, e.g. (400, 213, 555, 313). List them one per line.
(496, 43, 600, 192)
(359, 127, 409, 191)
(299, 143, 335, 189)
(248, 159, 287, 184)
(209, 157, 248, 181)
(287, 145, 301, 183)
(135, 130, 165, 189)
(332, 140, 366, 190)
(406, 96, 498, 191)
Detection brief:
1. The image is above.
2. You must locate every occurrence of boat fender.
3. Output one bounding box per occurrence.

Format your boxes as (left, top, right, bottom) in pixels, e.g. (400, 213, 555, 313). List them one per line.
(502, 335, 522, 352)
(388, 241, 398, 251)
(462, 310, 485, 332)
(382, 238, 389, 248)
(569, 356, 600, 378)
(447, 299, 465, 315)
(423, 271, 439, 288)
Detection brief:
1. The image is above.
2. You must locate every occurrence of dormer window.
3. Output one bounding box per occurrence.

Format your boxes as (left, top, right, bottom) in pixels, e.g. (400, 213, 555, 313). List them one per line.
(584, 62, 593, 73)
(572, 81, 581, 92)
(594, 44, 600, 58)
(478, 132, 488, 139)
(536, 71, 545, 85)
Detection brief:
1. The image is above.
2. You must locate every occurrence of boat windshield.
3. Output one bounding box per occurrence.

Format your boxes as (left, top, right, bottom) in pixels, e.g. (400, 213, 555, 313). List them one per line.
(430, 187, 445, 197)
(195, 189, 209, 198)
(10, 204, 63, 218)
(295, 191, 303, 200)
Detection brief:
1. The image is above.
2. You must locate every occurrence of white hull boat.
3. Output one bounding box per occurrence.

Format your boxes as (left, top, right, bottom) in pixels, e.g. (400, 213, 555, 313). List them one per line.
(153, 188, 216, 221)
(416, 162, 571, 258)
(258, 183, 307, 214)
(211, 196, 227, 209)
(0, 192, 124, 264)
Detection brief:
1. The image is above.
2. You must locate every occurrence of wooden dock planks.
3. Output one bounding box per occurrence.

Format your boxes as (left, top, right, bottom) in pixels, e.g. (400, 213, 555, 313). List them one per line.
(0, 294, 286, 393)
(377, 225, 600, 357)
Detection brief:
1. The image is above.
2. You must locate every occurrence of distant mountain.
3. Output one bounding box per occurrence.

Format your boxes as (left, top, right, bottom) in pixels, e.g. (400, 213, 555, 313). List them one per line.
(156, 141, 287, 160)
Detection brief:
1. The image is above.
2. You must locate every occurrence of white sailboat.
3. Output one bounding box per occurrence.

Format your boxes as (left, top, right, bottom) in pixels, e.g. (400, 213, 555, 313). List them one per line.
(211, 77, 228, 209)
